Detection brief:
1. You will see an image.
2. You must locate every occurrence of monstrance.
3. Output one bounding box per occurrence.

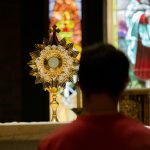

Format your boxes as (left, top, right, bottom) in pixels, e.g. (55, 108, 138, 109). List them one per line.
(28, 25, 79, 122)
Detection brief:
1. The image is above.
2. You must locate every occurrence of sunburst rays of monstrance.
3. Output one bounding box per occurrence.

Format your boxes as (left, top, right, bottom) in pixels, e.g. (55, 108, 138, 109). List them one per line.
(28, 25, 79, 122)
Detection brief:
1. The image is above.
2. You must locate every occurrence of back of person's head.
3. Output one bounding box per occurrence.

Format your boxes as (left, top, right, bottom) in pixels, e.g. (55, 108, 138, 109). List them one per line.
(78, 43, 130, 98)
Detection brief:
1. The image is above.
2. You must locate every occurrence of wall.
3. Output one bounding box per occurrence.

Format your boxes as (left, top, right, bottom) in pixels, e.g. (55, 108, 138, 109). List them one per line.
(0, 0, 49, 122)
(0, 0, 22, 122)
(21, 0, 49, 122)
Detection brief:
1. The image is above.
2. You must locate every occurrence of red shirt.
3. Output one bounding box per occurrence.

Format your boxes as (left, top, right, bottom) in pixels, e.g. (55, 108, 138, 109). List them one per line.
(38, 113, 150, 150)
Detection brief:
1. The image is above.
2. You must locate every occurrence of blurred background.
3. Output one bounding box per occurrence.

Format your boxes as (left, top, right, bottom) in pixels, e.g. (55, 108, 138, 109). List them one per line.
(0, 0, 104, 122)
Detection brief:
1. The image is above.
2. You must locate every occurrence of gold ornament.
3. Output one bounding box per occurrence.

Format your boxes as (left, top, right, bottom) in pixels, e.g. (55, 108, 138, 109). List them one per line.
(28, 25, 79, 122)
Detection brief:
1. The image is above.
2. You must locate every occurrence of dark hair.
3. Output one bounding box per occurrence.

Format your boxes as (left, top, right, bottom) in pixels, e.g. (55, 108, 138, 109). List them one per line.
(78, 43, 129, 97)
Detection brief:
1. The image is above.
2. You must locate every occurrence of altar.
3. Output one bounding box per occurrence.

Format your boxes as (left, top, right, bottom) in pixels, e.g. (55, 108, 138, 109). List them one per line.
(0, 120, 149, 150)
(0, 122, 65, 150)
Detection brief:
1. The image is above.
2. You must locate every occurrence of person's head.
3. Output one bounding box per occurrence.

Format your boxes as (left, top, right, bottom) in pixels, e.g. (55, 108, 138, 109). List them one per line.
(78, 43, 130, 99)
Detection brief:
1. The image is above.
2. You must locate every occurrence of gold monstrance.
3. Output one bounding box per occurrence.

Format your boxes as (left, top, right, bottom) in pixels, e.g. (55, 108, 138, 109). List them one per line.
(28, 25, 79, 122)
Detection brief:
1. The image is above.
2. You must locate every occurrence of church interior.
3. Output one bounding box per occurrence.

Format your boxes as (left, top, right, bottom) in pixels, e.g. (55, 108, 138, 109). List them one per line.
(0, 0, 150, 149)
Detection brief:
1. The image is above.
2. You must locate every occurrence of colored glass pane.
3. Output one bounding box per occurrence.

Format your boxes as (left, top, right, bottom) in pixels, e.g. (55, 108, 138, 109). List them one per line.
(112, 0, 150, 88)
(49, 0, 82, 52)
(48, 0, 82, 122)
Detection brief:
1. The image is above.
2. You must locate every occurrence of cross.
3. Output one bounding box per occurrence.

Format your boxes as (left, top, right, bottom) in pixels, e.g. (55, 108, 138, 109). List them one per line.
(50, 25, 60, 34)
(49, 25, 60, 45)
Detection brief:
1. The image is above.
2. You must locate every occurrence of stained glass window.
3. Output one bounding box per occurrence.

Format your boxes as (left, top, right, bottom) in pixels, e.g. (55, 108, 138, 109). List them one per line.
(48, 0, 82, 121)
(49, 0, 82, 52)
(108, 0, 150, 88)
